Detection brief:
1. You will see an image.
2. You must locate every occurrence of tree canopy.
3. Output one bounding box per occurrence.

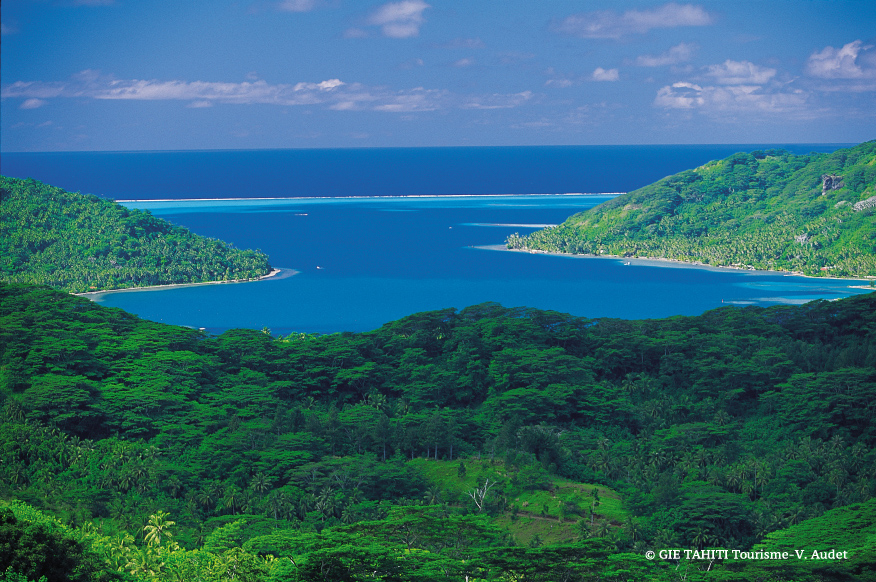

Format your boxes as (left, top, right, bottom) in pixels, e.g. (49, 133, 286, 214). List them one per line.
(509, 140, 876, 278)
(1, 282, 874, 580)
(0, 176, 271, 293)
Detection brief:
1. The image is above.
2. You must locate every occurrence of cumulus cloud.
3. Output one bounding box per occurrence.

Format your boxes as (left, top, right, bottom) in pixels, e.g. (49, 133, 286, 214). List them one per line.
(806, 40, 876, 79)
(654, 82, 704, 108)
(705, 60, 775, 84)
(636, 43, 696, 66)
(653, 56, 814, 115)
(591, 67, 619, 81)
(20, 98, 47, 109)
(367, 0, 430, 38)
(555, 3, 712, 39)
(655, 82, 807, 113)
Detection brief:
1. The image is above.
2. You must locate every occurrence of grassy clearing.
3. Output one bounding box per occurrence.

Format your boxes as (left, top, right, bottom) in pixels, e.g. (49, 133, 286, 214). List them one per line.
(408, 457, 630, 546)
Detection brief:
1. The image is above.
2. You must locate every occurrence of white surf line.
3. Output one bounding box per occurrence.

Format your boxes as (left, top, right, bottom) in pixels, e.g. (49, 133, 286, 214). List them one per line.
(114, 192, 625, 202)
(466, 223, 559, 227)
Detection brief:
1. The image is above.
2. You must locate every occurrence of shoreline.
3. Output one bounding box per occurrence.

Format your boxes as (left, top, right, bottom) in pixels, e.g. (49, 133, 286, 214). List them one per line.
(74, 267, 294, 298)
(480, 245, 874, 284)
(115, 192, 624, 203)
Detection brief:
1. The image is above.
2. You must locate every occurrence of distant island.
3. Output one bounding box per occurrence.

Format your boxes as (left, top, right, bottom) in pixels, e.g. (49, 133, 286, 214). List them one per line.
(0, 176, 272, 293)
(508, 140, 876, 279)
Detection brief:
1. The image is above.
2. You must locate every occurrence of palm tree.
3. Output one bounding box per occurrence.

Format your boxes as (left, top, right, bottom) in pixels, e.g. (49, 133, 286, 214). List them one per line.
(267, 491, 289, 520)
(691, 525, 713, 549)
(423, 485, 442, 505)
(250, 472, 272, 495)
(623, 517, 640, 541)
(166, 475, 183, 498)
(143, 511, 175, 547)
(223, 485, 243, 515)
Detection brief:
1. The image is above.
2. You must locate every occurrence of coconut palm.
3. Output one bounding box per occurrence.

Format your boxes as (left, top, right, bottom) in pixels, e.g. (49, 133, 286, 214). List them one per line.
(144, 510, 175, 547)
(250, 472, 272, 495)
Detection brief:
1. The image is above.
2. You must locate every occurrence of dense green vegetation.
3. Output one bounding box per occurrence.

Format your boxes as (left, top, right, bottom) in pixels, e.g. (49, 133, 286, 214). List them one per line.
(508, 140, 876, 278)
(2, 282, 874, 580)
(0, 176, 271, 293)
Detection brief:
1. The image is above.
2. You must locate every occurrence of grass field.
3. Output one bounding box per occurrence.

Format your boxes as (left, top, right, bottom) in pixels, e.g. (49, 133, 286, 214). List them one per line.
(408, 457, 630, 546)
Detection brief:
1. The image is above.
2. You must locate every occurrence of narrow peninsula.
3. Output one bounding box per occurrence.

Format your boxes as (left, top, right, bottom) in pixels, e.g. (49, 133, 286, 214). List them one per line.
(508, 140, 876, 278)
(0, 176, 272, 293)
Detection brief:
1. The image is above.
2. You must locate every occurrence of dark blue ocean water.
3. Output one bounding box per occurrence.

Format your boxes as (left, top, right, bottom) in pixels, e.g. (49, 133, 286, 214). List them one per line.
(0, 144, 849, 199)
(3, 145, 869, 333)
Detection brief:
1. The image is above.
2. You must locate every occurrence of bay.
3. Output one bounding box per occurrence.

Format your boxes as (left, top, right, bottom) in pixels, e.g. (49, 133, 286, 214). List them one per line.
(6, 144, 868, 333)
(92, 194, 871, 334)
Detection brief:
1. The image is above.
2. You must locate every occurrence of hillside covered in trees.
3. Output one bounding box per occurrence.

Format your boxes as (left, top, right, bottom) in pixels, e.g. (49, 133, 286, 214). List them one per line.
(0, 176, 272, 293)
(2, 282, 874, 580)
(507, 140, 876, 278)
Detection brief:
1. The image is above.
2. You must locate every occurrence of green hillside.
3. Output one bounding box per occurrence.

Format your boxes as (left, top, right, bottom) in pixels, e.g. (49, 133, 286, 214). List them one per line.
(2, 282, 875, 580)
(0, 176, 272, 293)
(509, 141, 876, 278)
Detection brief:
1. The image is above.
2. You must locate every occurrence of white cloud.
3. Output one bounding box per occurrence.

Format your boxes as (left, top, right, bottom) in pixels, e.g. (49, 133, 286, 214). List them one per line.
(20, 98, 47, 109)
(1, 72, 537, 115)
(545, 78, 574, 88)
(705, 60, 775, 84)
(591, 67, 619, 82)
(367, 0, 430, 39)
(655, 82, 807, 113)
(373, 88, 445, 112)
(462, 91, 533, 110)
(2, 81, 67, 99)
(654, 82, 704, 108)
(636, 43, 696, 66)
(330, 101, 359, 111)
(453, 58, 474, 68)
(293, 79, 345, 91)
(806, 40, 876, 79)
(555, 3, 712, 39)
(278, 0, 317, 12)
(1, 22, 18, 35)
(2, 75, 347, 107)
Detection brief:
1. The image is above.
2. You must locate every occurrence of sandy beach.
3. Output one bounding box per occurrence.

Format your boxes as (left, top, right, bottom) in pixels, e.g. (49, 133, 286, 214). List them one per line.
(75, 267, 296, 298)
(480, 244, 874, 285)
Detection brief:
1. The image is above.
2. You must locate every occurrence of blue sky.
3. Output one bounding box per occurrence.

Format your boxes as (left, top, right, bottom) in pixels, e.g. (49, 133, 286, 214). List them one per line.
(2, 0, 874, 151)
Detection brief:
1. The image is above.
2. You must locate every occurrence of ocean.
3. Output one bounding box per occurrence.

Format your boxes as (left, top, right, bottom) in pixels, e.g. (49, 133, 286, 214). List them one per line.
(2, 145, 868, 333)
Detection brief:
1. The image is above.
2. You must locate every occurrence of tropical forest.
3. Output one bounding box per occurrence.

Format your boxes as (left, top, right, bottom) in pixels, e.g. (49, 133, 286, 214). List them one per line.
(507, 141, 876, 278)
(1, 162, 875, 581)
(0, 176, 272, 294)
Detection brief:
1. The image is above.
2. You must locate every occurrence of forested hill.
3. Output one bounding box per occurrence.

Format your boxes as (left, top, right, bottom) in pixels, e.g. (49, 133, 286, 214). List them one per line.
(508, 140, 876, 278)
(0, 176, 272, 293)
(2, 282, 875, 580)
